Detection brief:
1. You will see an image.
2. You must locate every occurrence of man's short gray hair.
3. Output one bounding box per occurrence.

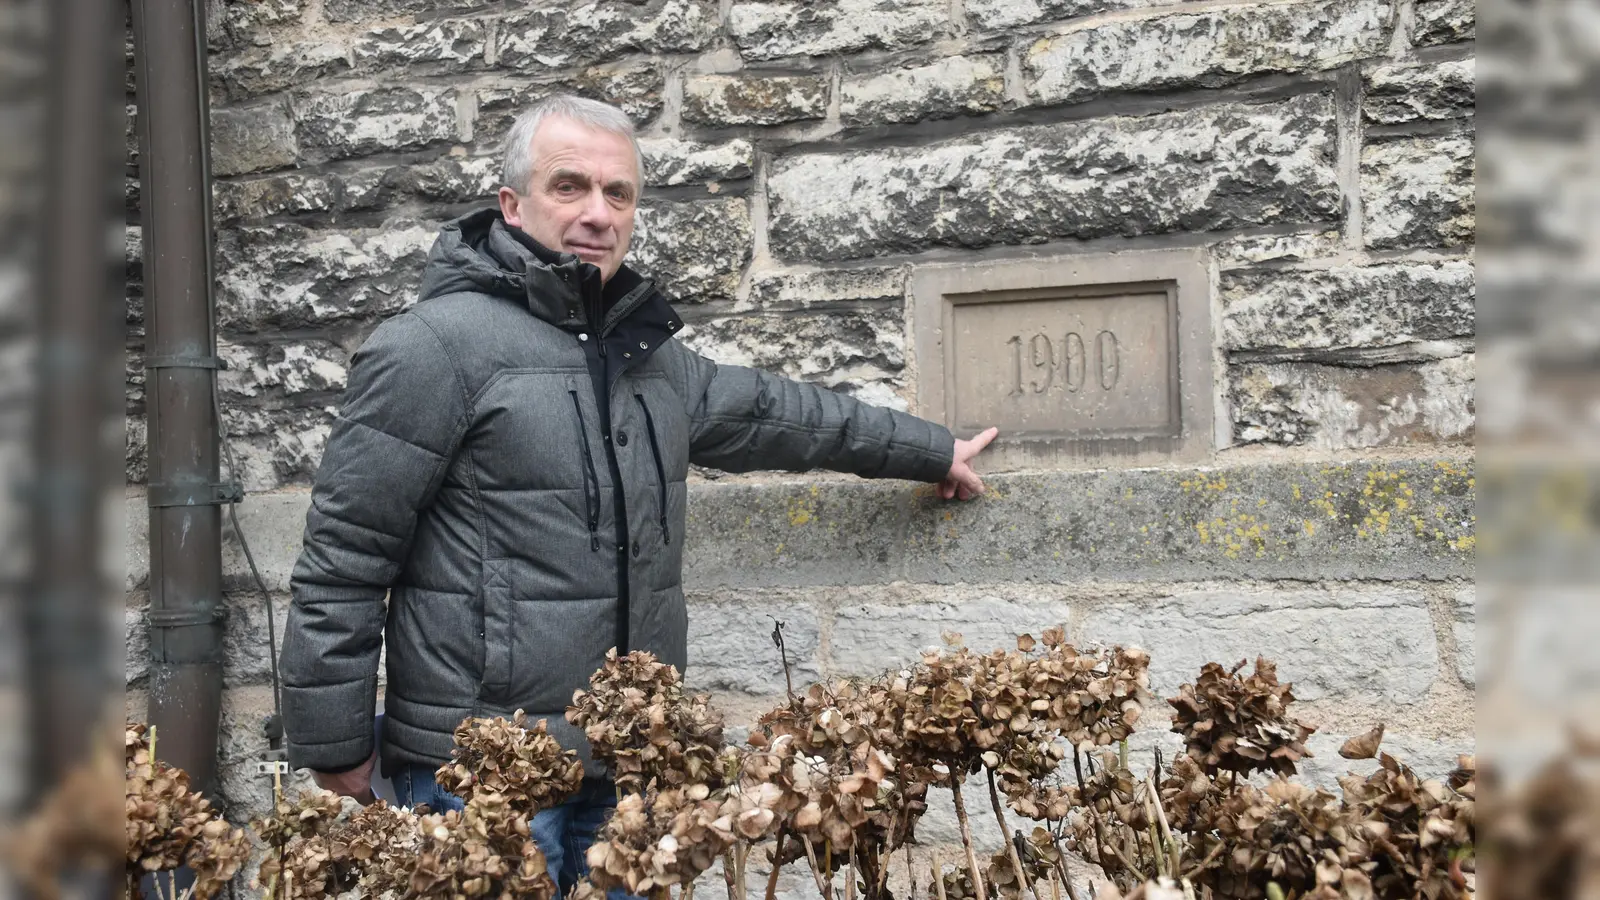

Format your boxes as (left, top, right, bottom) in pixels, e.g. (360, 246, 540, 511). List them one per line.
(499, 94, 645, 196)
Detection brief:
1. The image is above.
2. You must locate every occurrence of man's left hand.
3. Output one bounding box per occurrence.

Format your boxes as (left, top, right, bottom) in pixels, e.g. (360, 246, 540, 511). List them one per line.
(938, 427, 999, 500)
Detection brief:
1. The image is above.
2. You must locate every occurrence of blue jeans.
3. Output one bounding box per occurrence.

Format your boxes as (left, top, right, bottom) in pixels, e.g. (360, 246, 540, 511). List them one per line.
(392, 764, 637, 900)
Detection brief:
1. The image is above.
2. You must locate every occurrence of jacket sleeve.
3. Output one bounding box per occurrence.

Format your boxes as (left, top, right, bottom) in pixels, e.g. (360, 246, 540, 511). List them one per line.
(668, 342, 955, 482)
(279, 312, 470, 772)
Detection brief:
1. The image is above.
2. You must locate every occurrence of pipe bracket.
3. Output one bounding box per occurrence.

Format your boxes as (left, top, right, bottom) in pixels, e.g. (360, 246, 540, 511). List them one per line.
(144, 354, 226, 370)
(145, 606, 227, 628)
(147, 481, 244, 508)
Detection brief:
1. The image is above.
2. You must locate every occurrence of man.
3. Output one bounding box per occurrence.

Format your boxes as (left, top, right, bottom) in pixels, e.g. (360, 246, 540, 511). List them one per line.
(279, 95, 997, 893)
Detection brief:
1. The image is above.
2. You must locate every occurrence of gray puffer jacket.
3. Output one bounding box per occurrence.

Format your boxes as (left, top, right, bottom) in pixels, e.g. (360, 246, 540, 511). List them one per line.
(280, 208, 955, 776)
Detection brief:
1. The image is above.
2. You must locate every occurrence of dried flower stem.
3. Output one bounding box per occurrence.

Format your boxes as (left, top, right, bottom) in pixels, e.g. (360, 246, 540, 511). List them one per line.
(1072, 752, 1109, 872)
(723, 851, 739, 900)
(845, 849, 856, 900)
(949, 780, 989, 900)
(765, 831, 787, 900)
(686, 879, 698, 900)
(986, 768, 1033, 900)
(1147, 773, 1182, 878)
(736, 842, 749, 900)
(801, 835, 832, 900)
(931, 852, 948, 900)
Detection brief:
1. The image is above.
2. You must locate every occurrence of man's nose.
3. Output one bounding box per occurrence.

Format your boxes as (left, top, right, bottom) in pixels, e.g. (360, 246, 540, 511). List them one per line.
(576, 188, 613, 231)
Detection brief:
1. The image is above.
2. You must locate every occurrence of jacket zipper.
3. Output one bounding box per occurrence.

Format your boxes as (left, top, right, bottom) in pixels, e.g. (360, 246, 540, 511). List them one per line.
(569, 391, 602, 552)
(583, 276, 633, 655)
(635, 394, 672, 545)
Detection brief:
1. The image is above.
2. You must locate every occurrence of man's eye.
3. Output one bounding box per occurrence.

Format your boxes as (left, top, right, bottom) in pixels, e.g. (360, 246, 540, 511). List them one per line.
(556, 183, 579, 194)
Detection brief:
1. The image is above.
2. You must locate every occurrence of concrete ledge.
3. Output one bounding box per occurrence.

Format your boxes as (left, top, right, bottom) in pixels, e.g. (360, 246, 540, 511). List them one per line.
(125, 457, 1474, 590)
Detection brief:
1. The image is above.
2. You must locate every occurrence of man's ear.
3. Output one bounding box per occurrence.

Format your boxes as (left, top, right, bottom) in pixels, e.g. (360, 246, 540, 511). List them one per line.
(497, 187, 523, 228)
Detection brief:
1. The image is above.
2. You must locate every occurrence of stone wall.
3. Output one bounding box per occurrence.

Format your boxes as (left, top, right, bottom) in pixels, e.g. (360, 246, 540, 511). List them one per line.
(123, 0, 1476, 866)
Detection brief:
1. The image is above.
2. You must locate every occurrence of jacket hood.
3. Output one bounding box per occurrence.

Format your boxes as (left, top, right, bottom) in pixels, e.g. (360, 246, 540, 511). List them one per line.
(417, 207, 655, 331)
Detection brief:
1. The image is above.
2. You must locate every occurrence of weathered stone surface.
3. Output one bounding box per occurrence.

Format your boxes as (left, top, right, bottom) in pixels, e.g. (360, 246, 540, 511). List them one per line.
(494, 1, 716, 70)
(1297, 730, 1473, 788)
(222, 405, 337, 491)
(213, 0, 301, 49)
(1230, 355, 1476, 449)
(124, 591, 291, 688)
(682, 74, 829, 127)
(1024, 0, 1389, 104)
(1079, 588, 1439, 704)
(968, 0, 1159, 29)
(1222, 261, 1475, 350)
(125, 598, 149, 686)
(1453, 587, 1475, 687)
(291, 87, 457, 162)
(210, 40, 350, 101)
(1413, 0, 1474, 46)
(323, 0, 493, 22)
(840, 55, 1005, 126)
(389, 155, 501, 203)
(1211, 229, 1342, 268)
(679, 309, 907, 405)
(629, 198, 753, 302)
(683, 592, 822, 695)
(729, 0, 948, 60)
(1362, 135, 1475, 250)
(219, 339, 350, 401)
(830, 587, 1073, 676)
(639, 138, 754, 187)
(209, 102, 297, 177)
(213, 685, 318, 823)
(1363, 58, 1475, 125)
(475, 66, 665, 148)
(123, 457, 1477, 596)
(213, 171, 340, 222)
(126, 416, 148, 484)
(352, 19, 488, 76)
(742, 265, 908, 310)
(767, 94, 1340, 261)
(216, 222, 437, 333)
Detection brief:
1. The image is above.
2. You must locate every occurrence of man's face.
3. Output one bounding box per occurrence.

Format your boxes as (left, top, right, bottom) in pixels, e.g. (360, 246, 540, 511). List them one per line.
(498, 116, 639, 283)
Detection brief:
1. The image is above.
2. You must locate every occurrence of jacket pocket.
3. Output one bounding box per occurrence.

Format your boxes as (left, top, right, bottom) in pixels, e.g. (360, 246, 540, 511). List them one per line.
(481, 559, 513, 693)
(569, 389, 602, 552)
(635, 393, 671, 546)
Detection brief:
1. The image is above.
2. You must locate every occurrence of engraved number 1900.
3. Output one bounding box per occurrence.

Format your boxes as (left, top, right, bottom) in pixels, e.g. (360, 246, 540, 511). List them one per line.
(1005, 330, 1121, 397)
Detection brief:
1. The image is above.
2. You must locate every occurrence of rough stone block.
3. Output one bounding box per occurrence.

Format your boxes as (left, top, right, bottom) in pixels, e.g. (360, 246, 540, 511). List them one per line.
(829, 587, 1073, 676)
(1363, 58, 1475, 125)
(211, 40, 350, 102)
(124, 591, 291, 689)
(682, 74, 829, 127)
(968, 0, 1158, 29)
(388, 156, 501, 204)
(767, 94, 1340, 261)
(218, 339, 350, 401)
(683, 592, 822, 695)
(1078, 588, 1439, 704)
(1297, 730, 1474, 788)
(214, 0, 302, 49)
(210, 101, 297, 177)
(1413, 0, 1474, 46)
(729, 0, 948, 60)
(639, 138, 754, 187)
(323, 0, 493, 21)
(742, 265, 908, 310)
(215, 222, 437, 333)
(291, 87, 457, 162)
(1362, 134, 1475, 250)
(126, 416, 148, 485)
(475, 66, 665, 148)
(1453, 587, 1475, 687)
(1230, 355, 1475, 448)
(494, 1, 716, 69)
(212, 172, 340, 222)
(629, 197, 753, 302)
(840, 55, 1005, 126)
(352, 18, 488, 75)
(1024, 0, 1389, 104)
(221, 404, 338, 491)
(1211, 229, 1342, 268)
(678, 309, 906, 404)
(890, 459, 1476, 585)
(1221, 261, 1475, 351)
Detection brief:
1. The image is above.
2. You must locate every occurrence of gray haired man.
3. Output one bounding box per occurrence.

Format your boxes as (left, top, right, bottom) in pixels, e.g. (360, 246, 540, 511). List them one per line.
(279, 95, 998, 894)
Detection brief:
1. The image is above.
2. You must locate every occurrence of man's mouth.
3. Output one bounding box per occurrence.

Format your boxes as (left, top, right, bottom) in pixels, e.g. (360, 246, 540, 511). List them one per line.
(566, 243, 611, 260)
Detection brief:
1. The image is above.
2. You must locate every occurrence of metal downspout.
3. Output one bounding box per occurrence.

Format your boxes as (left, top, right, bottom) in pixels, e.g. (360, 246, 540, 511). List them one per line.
(130, 0, 227, 796)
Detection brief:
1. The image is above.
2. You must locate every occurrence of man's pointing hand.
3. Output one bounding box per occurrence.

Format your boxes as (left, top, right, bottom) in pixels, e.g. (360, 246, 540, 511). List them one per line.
(938, 426, 999, 501)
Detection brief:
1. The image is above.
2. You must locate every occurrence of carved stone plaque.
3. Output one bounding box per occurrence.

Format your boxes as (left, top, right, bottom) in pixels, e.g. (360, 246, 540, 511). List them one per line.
(911, 250, 1214, 464)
